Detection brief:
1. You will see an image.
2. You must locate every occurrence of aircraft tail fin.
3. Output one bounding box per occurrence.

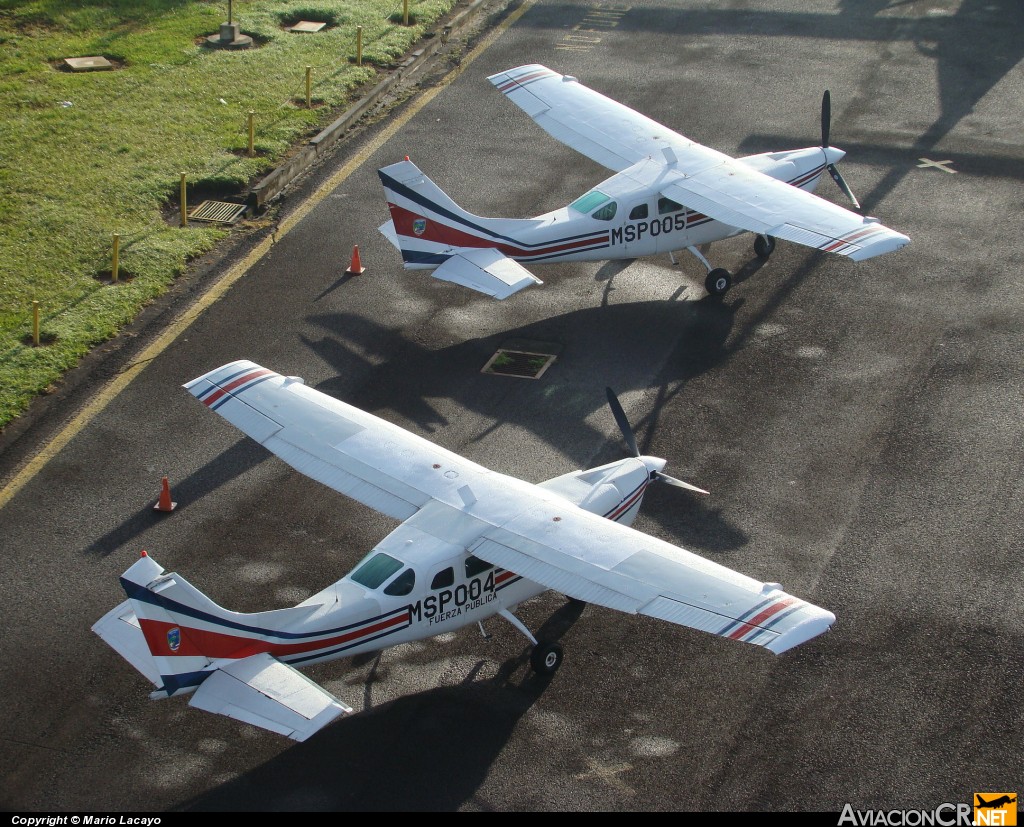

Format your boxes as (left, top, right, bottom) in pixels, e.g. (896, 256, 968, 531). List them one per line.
(93, 552, 351, 740)
(377, 159, 542, 298)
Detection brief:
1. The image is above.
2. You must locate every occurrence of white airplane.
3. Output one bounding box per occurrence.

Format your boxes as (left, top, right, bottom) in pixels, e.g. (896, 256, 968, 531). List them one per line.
(378, 64, 909, 299)
(93, 360, 835, 741)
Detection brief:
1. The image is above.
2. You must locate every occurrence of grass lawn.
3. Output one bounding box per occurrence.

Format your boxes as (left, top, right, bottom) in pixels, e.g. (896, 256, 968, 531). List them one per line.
(0, 0, 456, 431)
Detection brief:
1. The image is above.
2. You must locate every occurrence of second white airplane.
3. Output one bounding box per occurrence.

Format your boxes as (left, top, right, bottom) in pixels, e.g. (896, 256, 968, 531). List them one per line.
(379, 64, 909, 299)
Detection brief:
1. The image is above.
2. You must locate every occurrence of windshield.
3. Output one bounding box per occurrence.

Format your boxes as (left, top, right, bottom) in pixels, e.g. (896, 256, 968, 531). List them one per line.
(349, 552, 404, 589)
(569, 189, 611, 215)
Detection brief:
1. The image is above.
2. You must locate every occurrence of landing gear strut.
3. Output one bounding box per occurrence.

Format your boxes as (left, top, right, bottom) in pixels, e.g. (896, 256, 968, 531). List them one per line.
(498, 607, 565, 675)
(686, 245, 732, 297)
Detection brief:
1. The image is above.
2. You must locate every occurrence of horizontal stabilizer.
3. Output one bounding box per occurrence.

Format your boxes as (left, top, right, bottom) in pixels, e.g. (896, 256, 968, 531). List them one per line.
(190, 653, 352, 742)
(432, 248, 542, 300)
(92, 600, 162, 688)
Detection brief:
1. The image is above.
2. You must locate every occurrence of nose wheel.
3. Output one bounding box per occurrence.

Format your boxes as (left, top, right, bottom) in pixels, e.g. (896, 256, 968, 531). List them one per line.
(705, 268, 732, 296)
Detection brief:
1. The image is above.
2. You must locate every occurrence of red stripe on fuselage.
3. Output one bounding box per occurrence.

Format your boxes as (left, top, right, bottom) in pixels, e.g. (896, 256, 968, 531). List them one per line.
(494, 569, 518, 587)
(607, 482, 647, 521)
(139, 612, 409, 660)
(388, 204, 607, 259)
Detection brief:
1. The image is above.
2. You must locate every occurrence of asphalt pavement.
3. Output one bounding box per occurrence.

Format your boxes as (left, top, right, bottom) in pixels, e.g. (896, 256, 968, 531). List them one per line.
(0, 0, 1021, 813)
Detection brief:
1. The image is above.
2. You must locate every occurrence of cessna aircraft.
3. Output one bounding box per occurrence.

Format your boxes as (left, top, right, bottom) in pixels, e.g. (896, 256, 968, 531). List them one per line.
(93, 360, 835, 741)
(378, 64, 909, 299)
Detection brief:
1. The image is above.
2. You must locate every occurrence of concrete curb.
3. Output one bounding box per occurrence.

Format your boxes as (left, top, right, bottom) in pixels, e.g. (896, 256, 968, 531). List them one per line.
(248, 0, 493, 210)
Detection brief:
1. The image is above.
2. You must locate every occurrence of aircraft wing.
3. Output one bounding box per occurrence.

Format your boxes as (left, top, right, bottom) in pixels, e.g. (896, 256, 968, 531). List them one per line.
(488, 64, 696, 172)
(490, 64, 908, 262)
(185, 361, 833, 654)
(621, 156, 909, 261)
(184, 360, 498, 522)
(468, 500, 834, 655)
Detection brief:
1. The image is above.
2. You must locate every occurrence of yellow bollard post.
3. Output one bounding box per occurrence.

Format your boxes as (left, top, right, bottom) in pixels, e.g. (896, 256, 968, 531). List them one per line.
(356, 26, 363, 66)
(32, 300, 40, 346)
(248, 110, 255, 157)
(403, 0, 409, 25)
(180, 173, 188, 227)
(112, 233, 120, 283)
(306, 66, 312, 108)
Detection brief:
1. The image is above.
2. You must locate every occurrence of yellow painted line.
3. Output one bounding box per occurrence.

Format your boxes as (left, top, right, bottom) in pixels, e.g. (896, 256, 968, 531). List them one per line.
(0, 0, 535, 511)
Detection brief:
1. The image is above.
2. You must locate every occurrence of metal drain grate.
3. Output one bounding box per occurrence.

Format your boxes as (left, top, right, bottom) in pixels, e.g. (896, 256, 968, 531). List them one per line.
(481, 349, 557, 379)
(188, 200, 248, 224)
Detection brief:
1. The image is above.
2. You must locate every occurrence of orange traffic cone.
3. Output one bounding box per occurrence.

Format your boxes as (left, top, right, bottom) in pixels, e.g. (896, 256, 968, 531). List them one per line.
(154, 476, 177, 512)
(345, 245, 366, 275)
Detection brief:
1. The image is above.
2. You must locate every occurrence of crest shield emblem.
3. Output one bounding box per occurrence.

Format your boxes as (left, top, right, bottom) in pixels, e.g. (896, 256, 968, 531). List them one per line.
(412, 218, 427, 236)
(167, 627, 181, 652)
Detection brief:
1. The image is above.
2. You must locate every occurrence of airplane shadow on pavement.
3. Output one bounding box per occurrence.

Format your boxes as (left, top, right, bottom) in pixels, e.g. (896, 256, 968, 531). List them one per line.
(84, 297, 746, 561)
(176, 599, 589, 812)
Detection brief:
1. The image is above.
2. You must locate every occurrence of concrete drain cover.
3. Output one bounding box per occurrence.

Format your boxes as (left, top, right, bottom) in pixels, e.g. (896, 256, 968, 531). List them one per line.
(64, 56, 113, 71)
(482, 340, 560, 379)
(289, 21, 327, 32)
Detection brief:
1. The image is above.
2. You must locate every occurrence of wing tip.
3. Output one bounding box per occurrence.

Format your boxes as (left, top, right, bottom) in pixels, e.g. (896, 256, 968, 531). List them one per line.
(764, 608, 837, 654)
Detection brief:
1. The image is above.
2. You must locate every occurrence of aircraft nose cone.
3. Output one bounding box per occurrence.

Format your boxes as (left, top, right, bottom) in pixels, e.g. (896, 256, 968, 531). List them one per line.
(641, 456, 667, 476)
(823, 146, 846, 166)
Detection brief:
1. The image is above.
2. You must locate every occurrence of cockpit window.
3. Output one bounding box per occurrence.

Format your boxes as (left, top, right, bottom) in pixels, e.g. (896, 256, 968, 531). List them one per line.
(465, 555, 494, 578)
(569, 189, 611, 215)
(384, 567, 416, 596)
(592, 201, 617, 221)
(431, 567, 455, 590)
(350, 552, 404, 589)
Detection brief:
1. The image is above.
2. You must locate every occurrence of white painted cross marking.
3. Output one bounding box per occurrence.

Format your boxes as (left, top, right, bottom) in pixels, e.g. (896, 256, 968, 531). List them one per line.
(917, 158, 957, 173)
(572, 756, 635, 795)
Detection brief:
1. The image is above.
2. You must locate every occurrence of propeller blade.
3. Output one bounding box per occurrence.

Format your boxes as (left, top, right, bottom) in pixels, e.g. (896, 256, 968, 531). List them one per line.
(827, 163, 861, 211)
(821, 90, 831, 148)
(605, 387, 638, 457)
(654, 471, 709, 495)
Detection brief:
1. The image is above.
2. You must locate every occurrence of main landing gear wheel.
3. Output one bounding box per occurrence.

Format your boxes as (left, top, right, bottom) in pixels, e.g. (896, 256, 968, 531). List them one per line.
(530, 641, 564, 675)
(754, 234, 776, 259)
(705, 268, 732, 296)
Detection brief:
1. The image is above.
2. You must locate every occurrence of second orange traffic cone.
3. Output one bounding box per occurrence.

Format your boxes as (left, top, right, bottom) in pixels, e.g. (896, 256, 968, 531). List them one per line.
(154, 476, 177, 512)
(345, 245, 366, 275)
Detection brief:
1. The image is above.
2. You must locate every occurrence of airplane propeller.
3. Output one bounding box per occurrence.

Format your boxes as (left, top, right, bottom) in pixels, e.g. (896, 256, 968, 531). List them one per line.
(605, 388, 709, 495)
(821, 90, 862, 212)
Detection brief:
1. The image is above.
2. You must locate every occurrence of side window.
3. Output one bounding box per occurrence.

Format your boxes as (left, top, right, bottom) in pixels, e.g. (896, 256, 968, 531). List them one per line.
(629, 204, 648, 220)
(431, 567, 454, 590)
(592, 201, 617, 221)
(384, 568, 416, 596)
(658, 197, 683, 215)
(465, 555, 494, 578)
